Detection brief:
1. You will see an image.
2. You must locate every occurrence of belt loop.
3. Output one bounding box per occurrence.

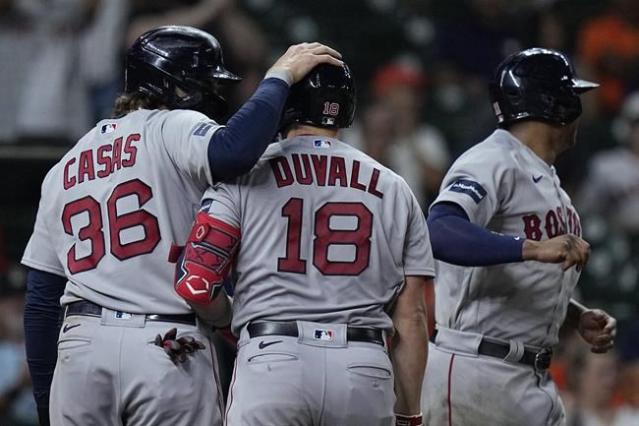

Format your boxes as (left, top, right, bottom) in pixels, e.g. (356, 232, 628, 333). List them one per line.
(503, 340, 525, 363)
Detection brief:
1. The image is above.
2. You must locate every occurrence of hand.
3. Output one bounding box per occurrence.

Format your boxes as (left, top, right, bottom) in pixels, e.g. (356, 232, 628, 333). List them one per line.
(268, 42, 343, 84)
(153, 328, 206, 364)
(578, 309, 616, 354)
(522, 234, 590, 271)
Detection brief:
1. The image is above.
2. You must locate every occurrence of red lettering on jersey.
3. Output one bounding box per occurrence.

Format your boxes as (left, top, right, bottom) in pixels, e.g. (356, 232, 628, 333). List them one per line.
(96, 144, 113, 178)
(350, 160, 366, 191)
(328, 156, 347, 187)
(292, 154, 313, 185)
(311, 154, 328, 186)
(367, 168, 384, 199)
(270, 157, 294, 188)
(555, 207, 567, 235)
(122, 133, 140, 167)
(523, 214, 542, 240)
(78, 150, 96, 184)
(545, 210, 560, 238)
(112, 137, 123, 172)
(63, 158, 77, 190)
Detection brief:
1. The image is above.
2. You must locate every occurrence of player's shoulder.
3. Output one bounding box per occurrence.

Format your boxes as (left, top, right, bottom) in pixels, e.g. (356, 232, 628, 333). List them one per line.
(450, 129, 521, 170)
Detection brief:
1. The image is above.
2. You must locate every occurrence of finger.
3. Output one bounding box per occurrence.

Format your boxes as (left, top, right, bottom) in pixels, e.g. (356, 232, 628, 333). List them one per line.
(311, 53, 343, 68)
(164, 328, 177, 341)
(307, 44, 342, 59)
(604, 317, 617, 334)
(195, 341, 205, 350)
(591, 343, 614, 354)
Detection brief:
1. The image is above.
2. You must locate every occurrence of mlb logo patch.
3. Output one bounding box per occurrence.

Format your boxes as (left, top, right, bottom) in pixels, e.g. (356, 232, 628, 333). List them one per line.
(114, 311, 132, 320)
(101, 123, 117, 134)
(313, 139, 331, 148)
(314, 329, 334, 341)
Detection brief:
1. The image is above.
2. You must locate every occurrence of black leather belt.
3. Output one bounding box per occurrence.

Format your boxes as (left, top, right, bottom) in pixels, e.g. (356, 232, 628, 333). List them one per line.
(478, 339, 552, 370)
(247, 322, 385, 346)
(65, 300, 196, 326)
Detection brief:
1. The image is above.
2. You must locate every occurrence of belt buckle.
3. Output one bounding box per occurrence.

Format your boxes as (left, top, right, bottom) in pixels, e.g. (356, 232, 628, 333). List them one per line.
(534, 348, 552, 371)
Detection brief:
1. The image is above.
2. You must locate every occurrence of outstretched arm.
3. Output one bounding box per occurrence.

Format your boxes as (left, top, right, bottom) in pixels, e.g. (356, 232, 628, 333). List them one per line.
(428, 202, 591, 270)
(208, 43, 343, 181)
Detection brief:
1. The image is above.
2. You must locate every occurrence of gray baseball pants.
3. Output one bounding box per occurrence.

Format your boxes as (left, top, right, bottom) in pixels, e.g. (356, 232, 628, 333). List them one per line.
(225, 320, 395, 426)
(49, 306, 224, 426)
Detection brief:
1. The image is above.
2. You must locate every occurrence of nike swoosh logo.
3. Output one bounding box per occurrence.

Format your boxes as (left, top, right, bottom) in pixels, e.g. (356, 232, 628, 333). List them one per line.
(258, 340, 283, 349)
(63, 323, 81, 333)
(533, 175, 543, 183)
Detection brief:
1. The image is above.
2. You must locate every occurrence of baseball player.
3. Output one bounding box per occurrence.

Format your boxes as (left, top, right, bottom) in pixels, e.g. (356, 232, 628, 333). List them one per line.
(173, 63, 434, 426)
(421, 48, 617, 426)
(21, 25, 343, 426)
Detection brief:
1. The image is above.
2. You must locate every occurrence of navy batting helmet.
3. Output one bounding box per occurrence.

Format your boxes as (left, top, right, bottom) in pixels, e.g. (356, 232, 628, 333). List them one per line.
(489, 48, 598, 127)
(125, 26, 241, 121)
(280, 63, 356, 131)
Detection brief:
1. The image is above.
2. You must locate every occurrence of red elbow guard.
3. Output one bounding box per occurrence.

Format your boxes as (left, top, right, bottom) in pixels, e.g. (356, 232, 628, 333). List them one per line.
(174, 212, 240, 305)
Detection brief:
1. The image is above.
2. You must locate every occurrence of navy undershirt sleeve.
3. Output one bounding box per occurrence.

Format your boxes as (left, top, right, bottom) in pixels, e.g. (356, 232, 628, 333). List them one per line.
(24, 268, 66, 410)
(208, 77, 289, 181)
(427, 202, 524, 266)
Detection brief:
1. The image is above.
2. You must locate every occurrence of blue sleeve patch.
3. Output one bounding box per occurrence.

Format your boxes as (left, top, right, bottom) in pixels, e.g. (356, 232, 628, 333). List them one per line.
(448, 179, 487, 203)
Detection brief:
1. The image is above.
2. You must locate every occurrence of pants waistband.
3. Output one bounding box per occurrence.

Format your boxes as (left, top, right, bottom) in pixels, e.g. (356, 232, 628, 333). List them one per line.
(435, 327, 552, 371)
(247, 321, 385, 346)
(65, 300, 196, 326)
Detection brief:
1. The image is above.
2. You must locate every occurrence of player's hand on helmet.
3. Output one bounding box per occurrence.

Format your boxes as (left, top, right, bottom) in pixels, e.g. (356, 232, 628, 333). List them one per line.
(268, 42, 343, 84)
(522, 234, 591, 271)
(153, 328, 206, 364)
(578, 309, 616, 354)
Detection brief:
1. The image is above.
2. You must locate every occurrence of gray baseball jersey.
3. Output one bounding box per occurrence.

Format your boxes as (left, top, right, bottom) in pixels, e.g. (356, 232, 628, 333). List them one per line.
(22, 109, 222, 314)
(432, 128, 582, 348)
(202, 135, 435, 335)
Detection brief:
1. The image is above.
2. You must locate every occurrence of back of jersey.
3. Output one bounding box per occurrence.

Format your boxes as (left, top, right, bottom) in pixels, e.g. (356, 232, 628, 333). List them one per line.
(22, 109, 221, 314)
(205, 135, 434, 334)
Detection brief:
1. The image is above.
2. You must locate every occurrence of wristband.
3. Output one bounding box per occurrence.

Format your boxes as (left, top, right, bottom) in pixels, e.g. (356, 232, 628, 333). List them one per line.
(396, 412, 423, 426)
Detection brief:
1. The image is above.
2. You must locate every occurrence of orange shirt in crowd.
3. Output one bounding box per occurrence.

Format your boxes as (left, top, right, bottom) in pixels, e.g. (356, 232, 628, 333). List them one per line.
(579, 14, 639, 112)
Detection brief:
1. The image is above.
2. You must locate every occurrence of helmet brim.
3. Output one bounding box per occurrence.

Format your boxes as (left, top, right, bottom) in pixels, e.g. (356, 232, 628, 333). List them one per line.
(211, 66, 242, 82)
(572, 78, 599, 93)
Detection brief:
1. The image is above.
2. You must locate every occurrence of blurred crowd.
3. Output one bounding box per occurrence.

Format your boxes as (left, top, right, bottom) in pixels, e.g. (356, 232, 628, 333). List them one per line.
(1, 0, 638, 425)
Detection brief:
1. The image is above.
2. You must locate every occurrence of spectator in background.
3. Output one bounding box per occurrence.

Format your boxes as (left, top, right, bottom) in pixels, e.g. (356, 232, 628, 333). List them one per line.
(565, 343, 619, 426)
(615, 321, 639, 425)
(0, 276, 37, 426)
(345, 57, 450, 208)
(578, 92, 639, 236)
(12, 0, 128, 143)
(578, 0, 639, 114)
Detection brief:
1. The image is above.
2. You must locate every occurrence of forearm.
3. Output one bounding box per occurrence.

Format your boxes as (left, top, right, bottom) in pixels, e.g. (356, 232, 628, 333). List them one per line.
(391, 304, 428, 414)
(564, 298, 588, 330)
(24, 269, 66, 410)
(427, 202, 523, 266)
(208, 73, 291, 181)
